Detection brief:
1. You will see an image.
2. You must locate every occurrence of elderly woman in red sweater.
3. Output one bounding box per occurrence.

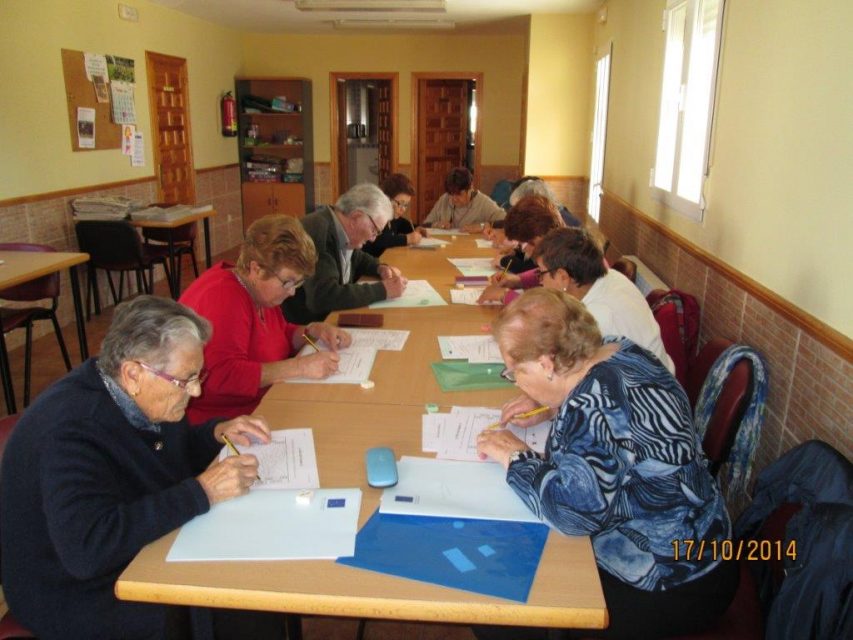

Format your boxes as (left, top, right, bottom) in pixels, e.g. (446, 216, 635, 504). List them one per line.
(180, 214, 350, 422)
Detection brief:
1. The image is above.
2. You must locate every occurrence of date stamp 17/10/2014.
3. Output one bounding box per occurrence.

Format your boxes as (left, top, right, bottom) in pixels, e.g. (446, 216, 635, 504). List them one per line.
(671, 539, 797, 562)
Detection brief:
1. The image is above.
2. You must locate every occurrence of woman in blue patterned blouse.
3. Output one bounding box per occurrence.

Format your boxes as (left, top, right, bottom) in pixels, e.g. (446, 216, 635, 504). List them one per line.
(476, 288, 738, 639)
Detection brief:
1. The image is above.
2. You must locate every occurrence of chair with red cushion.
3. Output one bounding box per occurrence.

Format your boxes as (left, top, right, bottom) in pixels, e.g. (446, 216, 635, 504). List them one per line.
(0, 244, 72, 413)
(687, 338, 754, 477)
(0, 413, 36, 639)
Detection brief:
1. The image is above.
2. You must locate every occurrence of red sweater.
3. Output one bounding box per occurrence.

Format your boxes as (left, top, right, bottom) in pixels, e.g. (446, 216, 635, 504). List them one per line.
(179, 262, 298, 422)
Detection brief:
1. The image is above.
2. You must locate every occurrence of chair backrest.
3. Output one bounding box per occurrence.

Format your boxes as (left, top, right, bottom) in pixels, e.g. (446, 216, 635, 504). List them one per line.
(688, 338, 754, 473)
(490, 179, 514, 208)
(648, 288, 701, 387)
(0, 243, 60, 302)
(74, 221, 145, 270)
(0, 414, 19, 469)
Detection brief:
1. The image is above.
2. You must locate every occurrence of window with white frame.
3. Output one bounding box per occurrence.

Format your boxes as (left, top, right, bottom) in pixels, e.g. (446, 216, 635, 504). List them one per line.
(652, 0, 725, 221)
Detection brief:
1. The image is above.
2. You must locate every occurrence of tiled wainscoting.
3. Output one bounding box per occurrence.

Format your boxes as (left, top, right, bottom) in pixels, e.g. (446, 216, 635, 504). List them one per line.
(0, 165, 244, 350)
(599, 190, 852, 502)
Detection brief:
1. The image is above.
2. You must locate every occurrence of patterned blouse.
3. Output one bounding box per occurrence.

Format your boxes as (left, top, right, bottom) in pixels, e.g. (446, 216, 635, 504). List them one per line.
(506, 337, 730, 591)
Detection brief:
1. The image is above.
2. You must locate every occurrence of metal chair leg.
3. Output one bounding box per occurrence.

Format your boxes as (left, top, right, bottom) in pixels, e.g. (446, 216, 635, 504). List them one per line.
(23, 322, 33, 407)
(0, 330, 17, 415)
(50, 311, 73, 371)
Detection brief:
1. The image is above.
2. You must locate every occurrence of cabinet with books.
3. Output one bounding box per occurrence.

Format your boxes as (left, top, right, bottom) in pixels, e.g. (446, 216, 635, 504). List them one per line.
(236, 77, 314, 231)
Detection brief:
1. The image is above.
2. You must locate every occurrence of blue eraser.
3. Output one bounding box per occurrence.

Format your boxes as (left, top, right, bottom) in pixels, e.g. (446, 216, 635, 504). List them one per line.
(365, 447, 398, 488)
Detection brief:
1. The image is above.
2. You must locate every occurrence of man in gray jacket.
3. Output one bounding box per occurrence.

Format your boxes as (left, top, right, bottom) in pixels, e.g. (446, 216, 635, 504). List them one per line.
(283, 183, 407, 324)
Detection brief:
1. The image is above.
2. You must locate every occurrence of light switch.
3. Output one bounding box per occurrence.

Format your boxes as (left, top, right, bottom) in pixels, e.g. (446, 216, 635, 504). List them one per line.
(118, 3, 139, 22)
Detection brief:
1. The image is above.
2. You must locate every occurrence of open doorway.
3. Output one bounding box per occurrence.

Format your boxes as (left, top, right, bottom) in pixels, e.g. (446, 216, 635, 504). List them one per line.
(330, 72, 398, 201)
(412, 72, 482, 223)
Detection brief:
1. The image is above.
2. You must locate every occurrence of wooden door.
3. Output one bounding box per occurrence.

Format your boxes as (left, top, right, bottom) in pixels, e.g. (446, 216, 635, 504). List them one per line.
(241, 182, 274, 231)
(416, 79, 468, 219)
(272, 183, 306, 218)
(376, 80, 392, 184)
(146, 52, 196, 204)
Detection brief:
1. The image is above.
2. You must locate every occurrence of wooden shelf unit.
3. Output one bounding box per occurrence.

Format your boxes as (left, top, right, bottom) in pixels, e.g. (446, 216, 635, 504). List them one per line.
(235, 77, 314, 231)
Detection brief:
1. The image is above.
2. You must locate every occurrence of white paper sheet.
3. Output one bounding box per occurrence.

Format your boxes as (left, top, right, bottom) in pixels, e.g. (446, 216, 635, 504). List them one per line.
(438, 407, 550, 460)
(380, 457, 540, 523)
(345, 329, 410, 351)
(167, 488, 362, 561)
(218, 428, 319, 490)
(426, 228, 467, 236)
(421, 413, 444, 452)
(475, 239, 494, 249)
(368, 279, 447, 309)
(286, 346, 377, 384)
(447, 258, 497, 277)
(412, 237, 449, 249)
(438, 335, 503, 364)
(450, 288, 485, 305)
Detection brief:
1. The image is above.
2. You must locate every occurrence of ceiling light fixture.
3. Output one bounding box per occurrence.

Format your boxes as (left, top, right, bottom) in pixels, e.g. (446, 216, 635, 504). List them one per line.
(296, 0, 446, 12)
(333, 18, 455, 30)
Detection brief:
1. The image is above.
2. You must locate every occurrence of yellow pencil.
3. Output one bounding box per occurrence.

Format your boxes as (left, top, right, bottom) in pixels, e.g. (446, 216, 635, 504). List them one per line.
(302, 333, 321, 352)
(485, 405, 550, 430)
(222, 434, 260, 481)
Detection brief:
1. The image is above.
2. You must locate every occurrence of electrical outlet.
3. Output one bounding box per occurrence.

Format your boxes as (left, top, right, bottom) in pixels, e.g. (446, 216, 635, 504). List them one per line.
(118, 4, 139, 22)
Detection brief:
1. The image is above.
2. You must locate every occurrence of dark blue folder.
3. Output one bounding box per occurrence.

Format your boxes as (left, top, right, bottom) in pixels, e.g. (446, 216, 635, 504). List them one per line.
(337, 510, 549, 602)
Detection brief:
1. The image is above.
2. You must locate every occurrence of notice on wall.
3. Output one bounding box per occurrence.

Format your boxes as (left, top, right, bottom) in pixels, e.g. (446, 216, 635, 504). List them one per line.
(131, 131, 145, 167)
(121, 124, 135, 156)
(105, 54, 135, 83)
(110, 81, 136, 125)
(77, 107, 95, 149)
(83, 53, 108, 82)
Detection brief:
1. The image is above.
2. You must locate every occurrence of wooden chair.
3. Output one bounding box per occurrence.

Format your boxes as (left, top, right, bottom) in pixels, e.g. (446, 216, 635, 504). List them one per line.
(0, 244, 72, 412)
(0, 413, 36, 639)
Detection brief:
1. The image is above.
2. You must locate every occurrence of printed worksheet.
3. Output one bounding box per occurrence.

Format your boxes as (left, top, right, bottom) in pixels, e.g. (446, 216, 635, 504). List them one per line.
(412, 237, 449, 249)
(450, 287, 498, 305)
(438, 335, 503, 363)
(423, 407, 550, 461)
(218, 428, 319, 490)
(426, 228, 467, 236)
(299, 329, 410, 352)
(475, 238, 494, 249)
(368, 279, 447, 309)
(447, 258, 496, 277)
(286, 346, 378, 384)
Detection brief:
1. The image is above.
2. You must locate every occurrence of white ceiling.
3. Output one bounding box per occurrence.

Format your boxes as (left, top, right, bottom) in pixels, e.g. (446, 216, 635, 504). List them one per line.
(148, 0, 603, 35)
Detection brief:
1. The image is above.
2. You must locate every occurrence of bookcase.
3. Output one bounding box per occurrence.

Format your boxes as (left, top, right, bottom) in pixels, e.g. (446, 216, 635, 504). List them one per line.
(235, 77, 314, 232)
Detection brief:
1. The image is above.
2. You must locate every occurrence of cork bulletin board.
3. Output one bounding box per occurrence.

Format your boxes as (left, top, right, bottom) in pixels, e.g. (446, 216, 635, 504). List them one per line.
(61, 48, 123, 151)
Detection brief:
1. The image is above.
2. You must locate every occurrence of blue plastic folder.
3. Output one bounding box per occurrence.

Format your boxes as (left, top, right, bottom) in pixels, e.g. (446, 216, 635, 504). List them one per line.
(337, 510, 549, 602)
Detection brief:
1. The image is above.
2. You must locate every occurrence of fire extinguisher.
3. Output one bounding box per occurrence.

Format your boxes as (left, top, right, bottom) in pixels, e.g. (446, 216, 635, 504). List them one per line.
(220, 91, 237, 137)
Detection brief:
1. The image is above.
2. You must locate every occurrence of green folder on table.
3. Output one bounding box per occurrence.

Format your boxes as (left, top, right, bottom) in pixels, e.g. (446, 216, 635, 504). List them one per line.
(430, 361, 514, 391)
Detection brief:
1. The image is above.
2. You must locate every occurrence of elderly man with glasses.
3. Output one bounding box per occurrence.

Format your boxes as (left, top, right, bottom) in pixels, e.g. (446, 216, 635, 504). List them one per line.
(282, 182, 407, 325)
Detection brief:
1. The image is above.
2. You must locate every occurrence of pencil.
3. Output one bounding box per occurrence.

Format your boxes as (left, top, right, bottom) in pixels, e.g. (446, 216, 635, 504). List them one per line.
(485, 405, 550, 430)
(221, 434, 261, 481)
(302, 333, 321, 352)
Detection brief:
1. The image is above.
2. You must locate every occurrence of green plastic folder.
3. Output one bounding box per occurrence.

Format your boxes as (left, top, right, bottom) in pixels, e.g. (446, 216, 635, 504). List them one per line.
(430, 361, 514, 392)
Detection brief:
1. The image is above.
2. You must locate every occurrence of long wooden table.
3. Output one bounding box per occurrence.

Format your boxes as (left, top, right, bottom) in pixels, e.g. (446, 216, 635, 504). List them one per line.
(115, 236, 609, 631)
(0, 250, 89, 414)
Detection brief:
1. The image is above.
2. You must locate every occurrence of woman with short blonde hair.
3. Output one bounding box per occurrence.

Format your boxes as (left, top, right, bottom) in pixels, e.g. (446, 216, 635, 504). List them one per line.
(180, 214, 351, 422)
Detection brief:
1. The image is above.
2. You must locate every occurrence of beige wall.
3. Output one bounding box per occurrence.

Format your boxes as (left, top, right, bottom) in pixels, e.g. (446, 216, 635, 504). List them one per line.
(0, 0, 243, 201)
(524, 14, 594, 176)
(239, 32, 526, 168)
(594, 0, 853, 337)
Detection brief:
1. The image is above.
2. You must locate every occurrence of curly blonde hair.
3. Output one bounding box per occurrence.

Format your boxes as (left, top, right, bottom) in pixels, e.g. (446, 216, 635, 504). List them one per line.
(236, 215, 317, 278)
(493, 288, 602, 373)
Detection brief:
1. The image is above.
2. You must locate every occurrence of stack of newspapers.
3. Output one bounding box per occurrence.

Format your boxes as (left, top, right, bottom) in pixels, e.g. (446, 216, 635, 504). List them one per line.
(71, 196, 145, 220)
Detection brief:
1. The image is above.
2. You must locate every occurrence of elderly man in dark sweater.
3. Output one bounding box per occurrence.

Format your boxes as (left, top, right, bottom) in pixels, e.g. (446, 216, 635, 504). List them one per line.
(282, 182, 407, 324)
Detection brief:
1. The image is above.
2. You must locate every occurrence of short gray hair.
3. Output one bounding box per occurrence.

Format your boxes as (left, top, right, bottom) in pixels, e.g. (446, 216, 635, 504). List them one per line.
(99, 295, 211, 378)
(509, 179, 558, 207)
(335, 183, 393, 227)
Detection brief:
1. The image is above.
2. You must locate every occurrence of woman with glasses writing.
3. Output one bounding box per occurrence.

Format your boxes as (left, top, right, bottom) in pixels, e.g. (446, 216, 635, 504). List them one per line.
(1, 295, 289, 638)
(474, 289, 737, 639)
(180, 214, 349, 422)
(362, 173, 426, 257)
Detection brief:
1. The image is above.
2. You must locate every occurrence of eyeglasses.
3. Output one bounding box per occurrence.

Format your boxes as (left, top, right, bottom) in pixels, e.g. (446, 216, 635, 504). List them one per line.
(499, 366, 517, 383)
(392, 199, 410, 211)
(263, 266, 305, 291)
(136, 361, 208, 392)
(366, 214, 382, 238)
(536, 267, 559, 282)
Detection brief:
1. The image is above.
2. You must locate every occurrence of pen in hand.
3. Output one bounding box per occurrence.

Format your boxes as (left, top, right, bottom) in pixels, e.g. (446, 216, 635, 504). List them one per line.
(485, 405, 550, 430)
(221, 434, 261, 481)
(302, 333, 322, 353)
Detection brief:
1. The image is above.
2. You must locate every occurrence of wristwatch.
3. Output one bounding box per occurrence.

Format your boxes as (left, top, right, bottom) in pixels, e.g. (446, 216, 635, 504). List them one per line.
(508, 449, 535, 465)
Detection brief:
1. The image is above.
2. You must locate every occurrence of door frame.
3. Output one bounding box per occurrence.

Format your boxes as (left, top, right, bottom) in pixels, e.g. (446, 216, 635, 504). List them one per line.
(411, 71, 484, 218)
(329, 72, 399, 203)
(145, 51, 196, 204)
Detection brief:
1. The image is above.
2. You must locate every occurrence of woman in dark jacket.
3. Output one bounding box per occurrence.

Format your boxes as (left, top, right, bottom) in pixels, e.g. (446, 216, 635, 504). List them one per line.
(362, 172, 425, 256)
